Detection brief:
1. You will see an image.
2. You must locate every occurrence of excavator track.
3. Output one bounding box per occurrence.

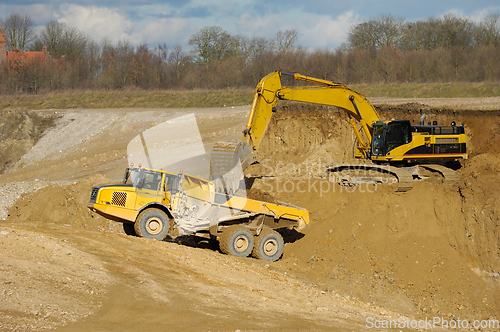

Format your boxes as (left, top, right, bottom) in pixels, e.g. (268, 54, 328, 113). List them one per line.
(419, 164, 459, 184)
(326, 164, 414, 192)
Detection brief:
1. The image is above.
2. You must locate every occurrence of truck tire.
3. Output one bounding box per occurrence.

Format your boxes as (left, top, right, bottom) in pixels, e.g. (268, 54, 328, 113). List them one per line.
(219, 226, 254, 257)
(134, 208, 170, 241)
(252, 229, 284, 261)
(123, 222, 136, 236)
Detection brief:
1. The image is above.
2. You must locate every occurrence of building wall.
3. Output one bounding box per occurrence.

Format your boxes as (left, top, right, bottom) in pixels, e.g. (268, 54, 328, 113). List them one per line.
(0, 27, 7, 66)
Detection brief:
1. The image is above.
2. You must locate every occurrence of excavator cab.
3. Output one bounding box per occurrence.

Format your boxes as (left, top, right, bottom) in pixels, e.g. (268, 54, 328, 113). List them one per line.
(371, 120, 412, 157)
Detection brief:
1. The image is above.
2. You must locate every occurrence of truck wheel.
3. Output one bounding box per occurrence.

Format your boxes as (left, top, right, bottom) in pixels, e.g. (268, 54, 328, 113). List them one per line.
(123, 222, 136, 236)
(252, 229, 284, 261)
(134, 208, 170, 241)
(219, 226, 254, 257)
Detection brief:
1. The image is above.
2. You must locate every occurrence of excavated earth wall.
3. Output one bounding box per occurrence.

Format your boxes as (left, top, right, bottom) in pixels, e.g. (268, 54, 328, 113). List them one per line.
(248, 103, 500, 319)
(0, 102, 499, 330)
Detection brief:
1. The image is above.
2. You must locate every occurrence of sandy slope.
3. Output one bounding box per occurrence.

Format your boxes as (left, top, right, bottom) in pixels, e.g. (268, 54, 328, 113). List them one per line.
(1, 101, 499, 331)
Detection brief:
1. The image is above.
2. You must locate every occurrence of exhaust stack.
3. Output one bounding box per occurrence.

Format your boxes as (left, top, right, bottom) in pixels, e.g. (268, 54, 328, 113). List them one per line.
(419, 113, 426, 125)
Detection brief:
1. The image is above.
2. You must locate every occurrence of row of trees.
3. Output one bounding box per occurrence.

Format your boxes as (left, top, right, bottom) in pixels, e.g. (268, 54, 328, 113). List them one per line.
(348, 13, 500, 50)
(0, 12, 499, 94)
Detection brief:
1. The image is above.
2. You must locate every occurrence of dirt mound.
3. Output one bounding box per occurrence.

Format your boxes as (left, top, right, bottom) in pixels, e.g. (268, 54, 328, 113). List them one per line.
(456, 153, 500, 272)
(0, 108, 58, 174)
(0, 224, 111, 331)
(262, 177, 499, 319)
(7, 174, 120, 232)
(252, 104, 357, 178)
(246, 187, 279, 204)
(252, 102, 500, 178)
(247, 104, 500, 321)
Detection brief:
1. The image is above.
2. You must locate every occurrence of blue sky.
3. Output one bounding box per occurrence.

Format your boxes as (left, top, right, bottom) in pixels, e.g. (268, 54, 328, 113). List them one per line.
(1, 0, 499, 50)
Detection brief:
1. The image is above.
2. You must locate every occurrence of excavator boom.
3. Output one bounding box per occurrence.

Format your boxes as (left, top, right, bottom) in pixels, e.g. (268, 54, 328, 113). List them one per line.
(210, 71, 381, 192)
(242, 71, 381, 153)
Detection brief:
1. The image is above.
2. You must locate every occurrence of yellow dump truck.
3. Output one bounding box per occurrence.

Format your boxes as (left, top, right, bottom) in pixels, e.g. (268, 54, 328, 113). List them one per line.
(88, 166, 309, 261)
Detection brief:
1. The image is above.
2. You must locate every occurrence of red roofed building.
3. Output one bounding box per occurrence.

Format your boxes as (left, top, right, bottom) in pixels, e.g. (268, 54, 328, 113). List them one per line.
(0, 27, 51, 66)
(7, 46, 50, 62)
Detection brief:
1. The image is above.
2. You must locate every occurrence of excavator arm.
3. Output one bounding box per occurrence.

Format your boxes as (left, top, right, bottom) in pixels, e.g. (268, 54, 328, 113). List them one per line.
(242, 71, 381, 157)
(210, 71, 381, 192)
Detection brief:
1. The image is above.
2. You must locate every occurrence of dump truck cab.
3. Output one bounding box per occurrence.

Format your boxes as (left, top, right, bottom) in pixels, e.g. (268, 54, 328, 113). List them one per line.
(89, 167, 174, 224)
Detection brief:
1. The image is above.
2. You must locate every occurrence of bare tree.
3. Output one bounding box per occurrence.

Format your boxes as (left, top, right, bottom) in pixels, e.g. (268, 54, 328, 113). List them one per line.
(375, 14, 405, 48)
(438, 14, 474, 49)
(189, 26, 237, 64)
(168, 44, 191, 83)
(273, 29, 298, 53)
(348, 14, 404, 49)
(108, 39, 134, 88)
(348, 20, 379, 49)
(4, 12, 36, 51)
(37, 20, 88, 60)
(34, 20, 63, 54)
(476, 14, 500, 46)
(232, 35, 271, 63)
(249, 36, 271, 59)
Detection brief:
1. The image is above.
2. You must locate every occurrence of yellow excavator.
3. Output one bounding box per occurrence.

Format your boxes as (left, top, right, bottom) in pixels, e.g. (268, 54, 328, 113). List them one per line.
(209, 71, 467, 192)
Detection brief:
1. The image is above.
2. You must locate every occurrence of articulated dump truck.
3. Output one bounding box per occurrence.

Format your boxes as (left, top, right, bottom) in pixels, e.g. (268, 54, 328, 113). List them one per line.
(88, 166, 309, 261)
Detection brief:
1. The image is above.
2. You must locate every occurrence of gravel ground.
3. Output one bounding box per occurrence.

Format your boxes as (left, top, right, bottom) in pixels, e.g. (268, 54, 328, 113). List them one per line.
(370, 96, 500, 110)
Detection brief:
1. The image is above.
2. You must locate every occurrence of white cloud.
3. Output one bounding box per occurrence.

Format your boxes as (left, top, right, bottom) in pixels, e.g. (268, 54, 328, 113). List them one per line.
(136, 17, 198, 46)
(52, 4, 196, 47)
(235, 10, 361, 49)
(3, 1, 499, 51)
(467, 6, 500, 23)
(55, 4, 134, 42)
(236, 12, 290, 39)
(442, 6, 500, 23)
(298, 11, 361, 49)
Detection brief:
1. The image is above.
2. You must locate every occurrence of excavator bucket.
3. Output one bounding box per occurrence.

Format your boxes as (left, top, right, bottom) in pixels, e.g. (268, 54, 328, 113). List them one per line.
(209, 141, 255, 194)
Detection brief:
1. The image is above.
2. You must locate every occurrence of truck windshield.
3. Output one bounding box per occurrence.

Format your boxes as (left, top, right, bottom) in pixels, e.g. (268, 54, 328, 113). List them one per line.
(124, 168, 163, 191)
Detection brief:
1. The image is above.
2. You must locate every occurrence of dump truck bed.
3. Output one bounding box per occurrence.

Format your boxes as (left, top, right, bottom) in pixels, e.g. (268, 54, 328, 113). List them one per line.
(213, 193, 309, 231)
